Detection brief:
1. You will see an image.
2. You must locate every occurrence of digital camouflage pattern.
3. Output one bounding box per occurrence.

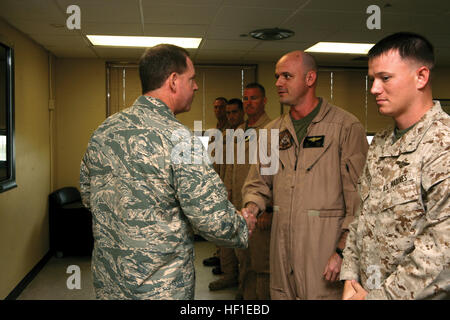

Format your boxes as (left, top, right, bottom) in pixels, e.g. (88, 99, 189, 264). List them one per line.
(341, 101, 450, 299)
(80, 95, 248, 300)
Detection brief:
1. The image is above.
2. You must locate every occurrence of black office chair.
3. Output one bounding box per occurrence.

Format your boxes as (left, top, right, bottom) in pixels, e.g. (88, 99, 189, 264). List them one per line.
(48, 187, 94, 257)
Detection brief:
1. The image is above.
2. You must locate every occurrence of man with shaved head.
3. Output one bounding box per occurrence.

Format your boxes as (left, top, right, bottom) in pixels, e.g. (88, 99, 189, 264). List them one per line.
(242, 50, 369, 299)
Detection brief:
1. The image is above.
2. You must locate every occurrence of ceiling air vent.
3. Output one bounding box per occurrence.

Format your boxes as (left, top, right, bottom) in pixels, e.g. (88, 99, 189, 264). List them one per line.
(249, 28, 294, 41)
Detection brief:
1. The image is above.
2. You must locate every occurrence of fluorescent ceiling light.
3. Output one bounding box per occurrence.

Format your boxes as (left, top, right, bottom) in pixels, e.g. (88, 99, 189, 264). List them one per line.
(305, 42, 375, 54)
(86, 35, 202, 48)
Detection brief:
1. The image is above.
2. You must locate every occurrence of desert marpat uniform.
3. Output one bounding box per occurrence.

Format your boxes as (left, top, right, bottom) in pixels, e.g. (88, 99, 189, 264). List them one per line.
(223, 112, 272, 299)
(243, 98, 369, 299)
(80, 95, 248, 300)
(341, 101, 450, 300)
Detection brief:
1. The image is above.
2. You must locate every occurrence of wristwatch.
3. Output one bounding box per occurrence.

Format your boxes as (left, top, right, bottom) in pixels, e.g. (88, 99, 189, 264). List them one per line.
(335, 247, 344, 259)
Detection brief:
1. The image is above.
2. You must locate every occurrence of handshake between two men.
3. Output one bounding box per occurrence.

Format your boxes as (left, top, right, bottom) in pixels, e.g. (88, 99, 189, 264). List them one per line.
(239, 202, 272, 237)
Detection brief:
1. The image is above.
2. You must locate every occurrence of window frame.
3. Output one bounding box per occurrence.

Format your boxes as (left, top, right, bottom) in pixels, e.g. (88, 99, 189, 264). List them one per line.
(0, 40, 16, 193)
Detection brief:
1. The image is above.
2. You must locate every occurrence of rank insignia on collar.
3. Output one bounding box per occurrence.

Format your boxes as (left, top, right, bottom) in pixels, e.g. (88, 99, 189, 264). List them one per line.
(279, 129, 294, 150)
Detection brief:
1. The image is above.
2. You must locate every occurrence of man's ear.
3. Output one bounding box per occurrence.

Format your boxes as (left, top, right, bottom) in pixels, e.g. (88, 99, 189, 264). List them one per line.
(168, 72, 178, 92)
(416, 66, 430, 90)
(306, 70, 317, 87)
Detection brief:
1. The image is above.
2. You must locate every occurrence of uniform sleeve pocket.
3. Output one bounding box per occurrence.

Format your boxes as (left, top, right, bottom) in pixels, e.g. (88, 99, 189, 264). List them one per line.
(345, 153, 366, 188)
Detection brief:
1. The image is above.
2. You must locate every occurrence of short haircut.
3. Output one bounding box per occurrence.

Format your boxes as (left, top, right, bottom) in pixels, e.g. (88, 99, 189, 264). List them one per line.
(139, 44, 190, 94)
(368, 32, 435, 70)
(302, 52, 318, 74)
(215, 97, 228, 105)
(245, 82, 266, 97)
(227, 98, 243, 111)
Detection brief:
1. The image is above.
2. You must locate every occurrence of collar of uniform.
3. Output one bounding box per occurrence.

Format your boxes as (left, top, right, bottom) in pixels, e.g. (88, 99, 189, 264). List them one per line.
(311, 98, 331, 124)
(380, 100, 443, 157)
(136, 95, 177, 120)
(279, 98, 330, 147)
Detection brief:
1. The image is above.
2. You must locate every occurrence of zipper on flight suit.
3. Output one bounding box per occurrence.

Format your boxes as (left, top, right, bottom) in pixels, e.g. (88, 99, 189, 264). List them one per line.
(289, 122, 314, 298)
(287, 138, 300, 280)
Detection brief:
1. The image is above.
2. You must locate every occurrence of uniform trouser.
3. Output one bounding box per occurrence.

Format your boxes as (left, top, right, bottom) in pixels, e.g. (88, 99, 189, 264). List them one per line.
(235, 248, 249, 295)
(269, 213, 343, 300)
(242, 271, 270, 300)
(219, 246, 239, 280)
(236, 227, 271, 300)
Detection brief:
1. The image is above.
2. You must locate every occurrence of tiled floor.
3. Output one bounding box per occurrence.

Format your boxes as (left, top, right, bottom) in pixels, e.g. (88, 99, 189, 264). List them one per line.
(17, 240, 237, 300)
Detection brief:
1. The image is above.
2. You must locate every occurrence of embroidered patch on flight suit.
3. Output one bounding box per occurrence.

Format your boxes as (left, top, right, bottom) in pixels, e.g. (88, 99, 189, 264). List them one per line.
(279, 130, 294, 150)
(303, 136, 325, 148)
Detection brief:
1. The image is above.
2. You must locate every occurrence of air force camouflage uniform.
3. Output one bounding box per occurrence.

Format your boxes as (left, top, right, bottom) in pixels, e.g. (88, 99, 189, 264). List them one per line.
(341, 101, 450, 299)
(80, 95, 248, 300)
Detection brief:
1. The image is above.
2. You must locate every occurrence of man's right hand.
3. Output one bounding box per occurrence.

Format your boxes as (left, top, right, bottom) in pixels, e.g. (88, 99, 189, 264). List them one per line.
(240, 203, 259, 236)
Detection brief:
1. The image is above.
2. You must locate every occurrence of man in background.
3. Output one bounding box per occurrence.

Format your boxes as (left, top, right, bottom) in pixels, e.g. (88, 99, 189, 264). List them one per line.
(203, 96, 231, 269)
(341, 32, 449, 300)
(233, 83, 272, 300)
(225, 98, 245, 131)
(209, 98, 245, 292)
(214, 97, 230, 132)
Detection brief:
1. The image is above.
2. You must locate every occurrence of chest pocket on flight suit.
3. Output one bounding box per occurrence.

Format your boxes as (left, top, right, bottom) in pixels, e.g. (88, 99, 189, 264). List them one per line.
(272, 148, 291, 205)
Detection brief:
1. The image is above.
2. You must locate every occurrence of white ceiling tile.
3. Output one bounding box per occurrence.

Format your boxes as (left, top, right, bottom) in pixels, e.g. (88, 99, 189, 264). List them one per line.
(194, 49, 249, 62)
(222, 0, 308, 9)
(82, 22, 143, 35)
(143, 0, 223, 5)
(3, 19, 72, 36)
(201, 39, 257, 51)
(378, 0, 450, 15)
(214, 6, 293, 28)
(27, 34, 88, 47)
(0, 0, 64, 21)
(142, 24, 207, 37)
(141, 4, 218, 25)
(284, 11, 365, 32)
(207, 25, 256, 40)
(302, 0, 379, 13)
(56, 0, 142, 23)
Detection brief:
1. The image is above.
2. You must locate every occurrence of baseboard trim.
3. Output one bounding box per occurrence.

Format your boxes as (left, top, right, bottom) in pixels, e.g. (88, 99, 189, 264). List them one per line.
(5, 250, 53, 300)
